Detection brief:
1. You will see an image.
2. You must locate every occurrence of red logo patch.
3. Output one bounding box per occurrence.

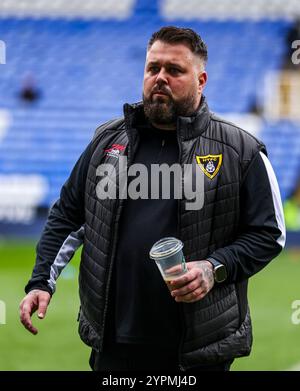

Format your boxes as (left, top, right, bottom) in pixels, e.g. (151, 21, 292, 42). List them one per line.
(104, 144, 126, 158)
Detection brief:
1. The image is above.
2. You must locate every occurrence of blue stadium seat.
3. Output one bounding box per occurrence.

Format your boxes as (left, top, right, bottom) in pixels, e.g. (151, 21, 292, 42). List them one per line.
(0, 17, 294, 206)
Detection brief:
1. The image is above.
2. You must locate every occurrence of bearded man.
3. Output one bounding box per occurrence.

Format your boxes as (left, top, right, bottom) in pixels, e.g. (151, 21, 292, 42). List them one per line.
(20, 26, 285, 372)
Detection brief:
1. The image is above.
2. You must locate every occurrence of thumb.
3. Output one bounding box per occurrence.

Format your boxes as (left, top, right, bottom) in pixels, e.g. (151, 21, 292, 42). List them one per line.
(37, 296, 50, 319)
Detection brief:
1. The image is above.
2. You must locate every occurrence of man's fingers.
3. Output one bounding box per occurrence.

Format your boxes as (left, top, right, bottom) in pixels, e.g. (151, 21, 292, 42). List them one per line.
(165, 264, 184, 275)
(171, 279, 199, 297)
(167, 261, 214, 303)
(19, 290, 51, 334)
(37, 297, 50, 319)
(169, 270, 197, 289)
(172, 278, 211, 302)
(174, 287, 206, 303)
(23, 320, 38, 335)
(20, 302, 38, 335)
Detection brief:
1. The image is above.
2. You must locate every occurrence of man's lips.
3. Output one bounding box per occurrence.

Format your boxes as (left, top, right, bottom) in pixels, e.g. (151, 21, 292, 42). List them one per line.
(152, 90, 171, 98)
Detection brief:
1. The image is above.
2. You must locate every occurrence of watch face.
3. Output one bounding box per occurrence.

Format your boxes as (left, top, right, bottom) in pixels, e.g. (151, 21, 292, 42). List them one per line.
(214, 264, 227, 283)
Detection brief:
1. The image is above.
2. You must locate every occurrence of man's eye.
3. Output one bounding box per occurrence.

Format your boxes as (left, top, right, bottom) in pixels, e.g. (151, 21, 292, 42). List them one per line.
(169, 68, 181, 75)
(149, 66, 159, 73)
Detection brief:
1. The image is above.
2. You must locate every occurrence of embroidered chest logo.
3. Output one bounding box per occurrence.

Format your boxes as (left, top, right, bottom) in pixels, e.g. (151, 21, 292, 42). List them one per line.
(104, 144, 126, 158)
(196, 154, 223, 179)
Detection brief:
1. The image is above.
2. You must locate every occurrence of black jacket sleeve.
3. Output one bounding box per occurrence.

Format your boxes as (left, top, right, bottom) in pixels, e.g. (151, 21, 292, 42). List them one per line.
(208, 151, 286, 282)
(24, 142, 93, 295)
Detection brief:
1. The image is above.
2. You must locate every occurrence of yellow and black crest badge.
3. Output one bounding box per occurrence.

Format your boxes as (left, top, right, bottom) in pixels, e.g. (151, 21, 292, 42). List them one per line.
(196, 154, 223, 179)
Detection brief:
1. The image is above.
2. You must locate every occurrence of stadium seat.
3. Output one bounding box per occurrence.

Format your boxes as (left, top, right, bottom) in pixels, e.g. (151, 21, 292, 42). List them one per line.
(0, 15, 295, 207)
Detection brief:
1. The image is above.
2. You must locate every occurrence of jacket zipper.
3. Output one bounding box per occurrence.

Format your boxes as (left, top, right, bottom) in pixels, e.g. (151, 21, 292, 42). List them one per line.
(176, 130, 186, 372)
(157, 138, 165, 161)
(100, 138, 134, 352)
(99, 198, 121, 352)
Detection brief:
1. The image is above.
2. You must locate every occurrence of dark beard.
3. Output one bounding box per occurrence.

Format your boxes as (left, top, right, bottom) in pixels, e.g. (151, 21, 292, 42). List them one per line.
(143, 92, 198, 126)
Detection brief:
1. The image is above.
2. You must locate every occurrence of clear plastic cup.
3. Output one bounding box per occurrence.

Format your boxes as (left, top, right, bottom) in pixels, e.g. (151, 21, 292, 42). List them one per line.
(149, 237, 187, 281)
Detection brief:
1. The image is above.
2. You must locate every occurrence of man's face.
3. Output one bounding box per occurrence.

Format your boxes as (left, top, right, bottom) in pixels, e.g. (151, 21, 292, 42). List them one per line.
(143, 40, 207, 128)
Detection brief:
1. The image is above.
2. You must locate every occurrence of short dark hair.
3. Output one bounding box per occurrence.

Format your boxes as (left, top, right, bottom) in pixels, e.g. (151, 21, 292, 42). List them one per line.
(148, 26, 208, 64)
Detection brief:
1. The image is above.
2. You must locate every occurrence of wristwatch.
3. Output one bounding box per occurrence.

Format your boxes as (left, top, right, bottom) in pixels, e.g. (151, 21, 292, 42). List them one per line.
(207, 258, 227, 283)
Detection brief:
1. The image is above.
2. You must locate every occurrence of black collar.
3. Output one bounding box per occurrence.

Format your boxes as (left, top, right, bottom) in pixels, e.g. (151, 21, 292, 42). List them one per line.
(123, 96, 211, 141)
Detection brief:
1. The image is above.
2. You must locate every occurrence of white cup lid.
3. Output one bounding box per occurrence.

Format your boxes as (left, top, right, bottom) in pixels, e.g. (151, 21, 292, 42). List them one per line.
(149, 237, 183, 259)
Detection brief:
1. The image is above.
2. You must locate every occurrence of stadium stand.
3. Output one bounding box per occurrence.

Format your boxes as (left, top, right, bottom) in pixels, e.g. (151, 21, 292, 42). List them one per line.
(0, 0, 299, 229)
(162, 0, 300, 20)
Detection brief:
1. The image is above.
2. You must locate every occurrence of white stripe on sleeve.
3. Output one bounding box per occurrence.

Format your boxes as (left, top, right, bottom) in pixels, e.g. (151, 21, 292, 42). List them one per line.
(47, 225, 84, 293)
(260, 152, 286, 248)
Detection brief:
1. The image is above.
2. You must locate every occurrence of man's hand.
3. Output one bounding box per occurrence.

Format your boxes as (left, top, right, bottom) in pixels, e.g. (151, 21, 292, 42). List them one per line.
(19, 289, 51, 335)
(168, 261, 214, 303)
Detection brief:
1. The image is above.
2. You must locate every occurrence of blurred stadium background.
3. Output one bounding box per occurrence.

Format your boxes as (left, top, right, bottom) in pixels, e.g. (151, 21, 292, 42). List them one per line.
(0, 0, 300, 371)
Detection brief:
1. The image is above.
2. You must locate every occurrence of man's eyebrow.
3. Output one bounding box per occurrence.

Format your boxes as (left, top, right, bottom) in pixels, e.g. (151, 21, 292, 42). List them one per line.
(147, 60, 184, 68)
(146, 61, 160, 66)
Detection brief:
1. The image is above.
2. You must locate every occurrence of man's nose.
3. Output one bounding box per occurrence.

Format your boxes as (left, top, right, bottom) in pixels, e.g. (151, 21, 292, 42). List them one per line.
(155, 68, 168, 84)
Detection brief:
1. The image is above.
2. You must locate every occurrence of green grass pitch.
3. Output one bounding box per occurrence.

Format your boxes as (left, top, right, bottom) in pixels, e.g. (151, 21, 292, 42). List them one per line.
(0, 241, 299, 371)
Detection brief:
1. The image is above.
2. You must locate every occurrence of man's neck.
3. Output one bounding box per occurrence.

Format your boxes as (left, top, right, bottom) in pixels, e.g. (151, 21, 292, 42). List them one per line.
(150, 121, 176, 131)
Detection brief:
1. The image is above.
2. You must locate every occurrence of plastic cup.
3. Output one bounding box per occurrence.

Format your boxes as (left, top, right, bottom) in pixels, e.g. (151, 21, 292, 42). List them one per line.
(149, 237, 187, 281)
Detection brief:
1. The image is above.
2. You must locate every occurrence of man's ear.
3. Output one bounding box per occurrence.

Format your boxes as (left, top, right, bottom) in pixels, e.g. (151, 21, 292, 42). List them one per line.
(198, 71, 208, 94)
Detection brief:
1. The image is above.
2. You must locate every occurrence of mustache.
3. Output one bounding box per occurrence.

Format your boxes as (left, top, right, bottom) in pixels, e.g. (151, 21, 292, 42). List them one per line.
(151, 86, 172, 98)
